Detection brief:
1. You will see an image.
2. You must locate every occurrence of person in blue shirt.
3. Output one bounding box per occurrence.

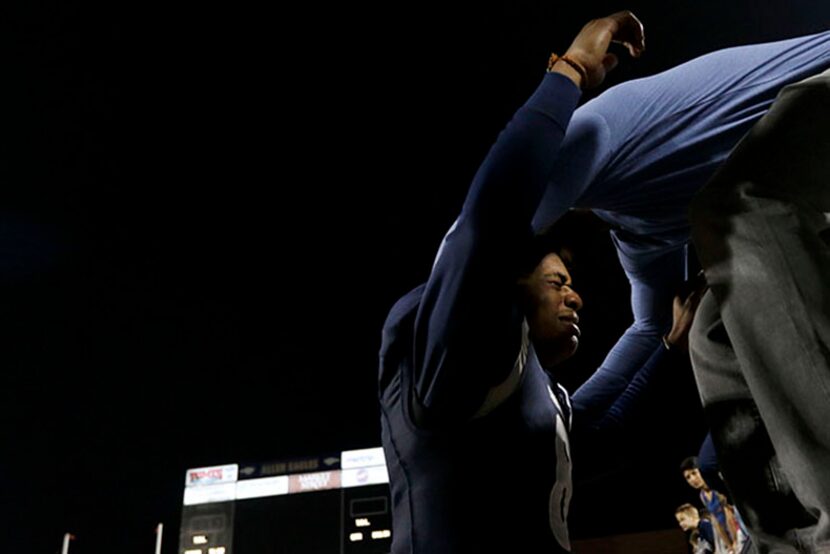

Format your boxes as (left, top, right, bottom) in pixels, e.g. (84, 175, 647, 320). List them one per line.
(682, 456, 740, 553)
(527, 25, 830, 553)
(530, 30, 830, 429)
(379, 12, 650, 553)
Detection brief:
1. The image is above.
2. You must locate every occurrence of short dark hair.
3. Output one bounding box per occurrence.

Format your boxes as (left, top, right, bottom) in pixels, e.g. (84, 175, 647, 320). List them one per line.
(519, 231, 573, 277)
(518, 210, 597, 276)
(680, 456, 699, 472)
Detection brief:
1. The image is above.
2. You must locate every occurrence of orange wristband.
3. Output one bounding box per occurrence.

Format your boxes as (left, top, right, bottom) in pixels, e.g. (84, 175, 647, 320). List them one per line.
(546, 53, 588, 87)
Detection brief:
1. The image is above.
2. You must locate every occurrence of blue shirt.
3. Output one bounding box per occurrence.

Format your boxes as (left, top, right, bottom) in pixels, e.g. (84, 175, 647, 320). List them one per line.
(542, 31, 830, 418)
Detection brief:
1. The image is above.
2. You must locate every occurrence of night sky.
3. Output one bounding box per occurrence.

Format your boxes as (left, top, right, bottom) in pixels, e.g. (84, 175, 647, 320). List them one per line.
(2, 1, 828, 551)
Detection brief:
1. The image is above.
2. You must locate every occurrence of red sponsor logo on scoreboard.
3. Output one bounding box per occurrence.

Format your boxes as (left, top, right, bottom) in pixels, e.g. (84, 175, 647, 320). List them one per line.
(288, 470, 342, 494)
(186, 464, 238, 487)
(189, 468, 224, 483)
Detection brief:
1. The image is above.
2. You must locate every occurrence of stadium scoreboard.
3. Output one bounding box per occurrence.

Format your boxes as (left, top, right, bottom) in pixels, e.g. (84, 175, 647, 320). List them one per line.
(179, 447, 391, 554)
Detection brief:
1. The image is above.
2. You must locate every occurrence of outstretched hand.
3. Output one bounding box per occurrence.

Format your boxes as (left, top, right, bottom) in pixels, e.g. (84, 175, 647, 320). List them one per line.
(555, 11, 645, 90)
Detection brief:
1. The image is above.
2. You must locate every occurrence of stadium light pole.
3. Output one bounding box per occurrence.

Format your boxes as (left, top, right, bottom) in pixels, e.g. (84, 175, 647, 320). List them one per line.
(61, 533, 75, 554)
(155, 523, 164, 554)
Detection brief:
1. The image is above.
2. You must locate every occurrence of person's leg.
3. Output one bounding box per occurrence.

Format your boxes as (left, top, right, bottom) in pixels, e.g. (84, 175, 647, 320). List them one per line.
(690, 292, 815, 553)
(690, 70, 830, 552)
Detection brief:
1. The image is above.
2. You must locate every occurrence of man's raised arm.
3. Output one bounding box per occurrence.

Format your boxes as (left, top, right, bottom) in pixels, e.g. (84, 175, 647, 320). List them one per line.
(410, 12, 645, 425)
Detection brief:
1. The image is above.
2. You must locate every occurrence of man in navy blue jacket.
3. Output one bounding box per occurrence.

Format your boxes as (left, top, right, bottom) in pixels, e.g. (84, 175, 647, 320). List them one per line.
(379, 13, 650, 553)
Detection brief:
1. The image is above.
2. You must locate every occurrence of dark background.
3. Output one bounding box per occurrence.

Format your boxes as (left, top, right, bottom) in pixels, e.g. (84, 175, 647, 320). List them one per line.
(2, 1, 828, 551)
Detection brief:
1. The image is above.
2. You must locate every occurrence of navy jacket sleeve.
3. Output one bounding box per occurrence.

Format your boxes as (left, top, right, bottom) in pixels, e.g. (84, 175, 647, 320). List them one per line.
(573, 342, 677, 431)
(411, 72, 581, 425)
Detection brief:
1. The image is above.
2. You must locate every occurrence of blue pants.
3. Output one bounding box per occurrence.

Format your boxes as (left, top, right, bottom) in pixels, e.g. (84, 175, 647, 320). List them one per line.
(690, 70, 830, 553)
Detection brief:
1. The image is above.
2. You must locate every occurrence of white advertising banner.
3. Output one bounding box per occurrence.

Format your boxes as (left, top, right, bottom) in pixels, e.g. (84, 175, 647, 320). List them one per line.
(340, 447, 386, 469)
(235, 476, 290, 500)
(181, 446, 390, 505)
